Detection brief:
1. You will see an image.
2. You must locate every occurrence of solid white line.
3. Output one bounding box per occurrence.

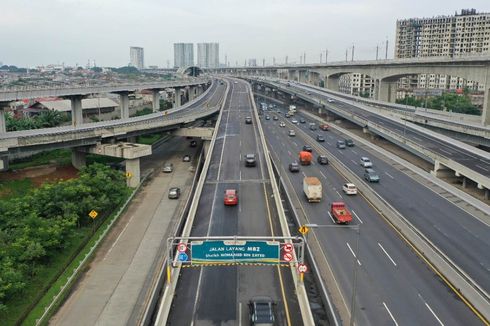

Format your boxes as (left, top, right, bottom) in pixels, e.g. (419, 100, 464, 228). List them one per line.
(336, 191, 343, 198)
(292, 141, 298, 147)
(385, 172, 394, 179)
(319, 171, 327, 179)
(378, 242, 397, 267)
(351, 210, 363, 224)
(351, 149, 358, 154)
(439, 148, 453, 156)
(239, 302, 242, 326)
(424, 301, 444, 326)
(302, 171, 307, 178)
(103, 215, 134, 260)
(476, 164, 489, 172)
(346, 242, 361, 266)
(383, 302, 399, 326)
(327, 211, 335, 224)
(351, 160, 357, 165)
(239, 170, 242, 180)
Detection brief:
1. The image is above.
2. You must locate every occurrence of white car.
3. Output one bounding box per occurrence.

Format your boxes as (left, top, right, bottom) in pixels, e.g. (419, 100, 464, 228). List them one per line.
(342, 183, 358, 195)
(288, 130, 296, 137)
(291, 119, 298, 124)
(360, 157, 373, 168)
(327, 98, 335, 103)
(279, 122, 286, 128)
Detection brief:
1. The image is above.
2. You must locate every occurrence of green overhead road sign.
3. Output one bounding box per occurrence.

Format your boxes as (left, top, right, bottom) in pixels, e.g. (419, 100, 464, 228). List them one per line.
(191, 240, 280, 264)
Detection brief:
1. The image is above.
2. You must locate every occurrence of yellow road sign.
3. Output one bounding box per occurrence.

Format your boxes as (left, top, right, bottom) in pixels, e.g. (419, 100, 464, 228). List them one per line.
(89, 210, 98, 219)
(126, 172, 133, 178)
(299, 225, 309, 235)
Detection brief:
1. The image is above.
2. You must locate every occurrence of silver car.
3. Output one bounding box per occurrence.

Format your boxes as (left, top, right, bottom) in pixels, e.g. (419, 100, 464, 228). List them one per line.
(162, 162, 174, 173)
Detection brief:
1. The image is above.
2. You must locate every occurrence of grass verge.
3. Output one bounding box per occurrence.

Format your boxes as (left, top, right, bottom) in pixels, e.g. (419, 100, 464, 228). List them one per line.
(10, 149, 72, 170)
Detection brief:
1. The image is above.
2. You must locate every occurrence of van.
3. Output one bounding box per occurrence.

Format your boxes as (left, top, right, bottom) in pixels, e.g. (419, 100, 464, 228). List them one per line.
(309, 123, 317, 130)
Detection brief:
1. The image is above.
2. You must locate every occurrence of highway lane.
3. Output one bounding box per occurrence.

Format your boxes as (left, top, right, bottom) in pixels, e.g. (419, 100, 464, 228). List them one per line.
(265, 100, 490, 299)
(269, 80, 490, 178)
(167, 80, 302, 325)
(259, 103, 482, 325)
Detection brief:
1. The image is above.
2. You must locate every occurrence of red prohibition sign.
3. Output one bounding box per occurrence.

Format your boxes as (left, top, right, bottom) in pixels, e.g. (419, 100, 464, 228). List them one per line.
(283, 243, 293, 253)
(298, 263, 308, 273)
(177, 243, 187, 252)
(283, 252, 293, 262)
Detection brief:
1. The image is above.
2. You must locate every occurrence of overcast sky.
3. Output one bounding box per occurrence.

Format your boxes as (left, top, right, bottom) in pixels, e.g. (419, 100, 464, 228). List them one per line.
(2, 0, 490, 68)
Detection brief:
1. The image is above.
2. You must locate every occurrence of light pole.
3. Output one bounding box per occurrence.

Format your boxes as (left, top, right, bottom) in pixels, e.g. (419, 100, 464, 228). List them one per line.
(304, 223, 360, 326)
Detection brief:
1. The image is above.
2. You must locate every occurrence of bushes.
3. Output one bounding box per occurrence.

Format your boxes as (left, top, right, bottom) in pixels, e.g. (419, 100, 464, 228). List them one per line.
(0, 163, 127, 313)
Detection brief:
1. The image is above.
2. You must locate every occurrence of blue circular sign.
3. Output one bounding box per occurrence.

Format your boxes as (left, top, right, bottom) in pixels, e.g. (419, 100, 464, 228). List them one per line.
(178, 252, 189, 262)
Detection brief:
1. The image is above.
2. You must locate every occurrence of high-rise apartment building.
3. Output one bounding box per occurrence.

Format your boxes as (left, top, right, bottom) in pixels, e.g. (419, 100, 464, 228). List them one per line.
(395, 9, 490, 96)
(197, 43, 219, 68)
(174, 43, 194, 68)
(339, 74, 375, 98)
(129, 47, 144, 70)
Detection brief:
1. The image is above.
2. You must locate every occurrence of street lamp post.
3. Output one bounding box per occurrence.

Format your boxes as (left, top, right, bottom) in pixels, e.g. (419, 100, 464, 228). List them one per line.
(304, 223, 360, 326)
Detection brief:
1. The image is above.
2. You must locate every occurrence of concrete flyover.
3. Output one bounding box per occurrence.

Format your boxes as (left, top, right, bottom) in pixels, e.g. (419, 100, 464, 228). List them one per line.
(248, 77, 490, 199)
(0, 77, 210, 132)
(0, 80, 227, 186)
(209, 56, 490, 125)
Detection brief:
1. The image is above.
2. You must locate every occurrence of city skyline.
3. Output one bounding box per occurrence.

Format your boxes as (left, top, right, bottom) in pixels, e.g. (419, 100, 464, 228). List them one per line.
(1, 0, 490, 67)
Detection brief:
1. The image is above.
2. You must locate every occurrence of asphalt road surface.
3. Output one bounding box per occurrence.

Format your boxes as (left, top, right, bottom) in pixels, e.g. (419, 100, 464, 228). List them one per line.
(259, 99, 483, 326)
(167, 79, 303, 326)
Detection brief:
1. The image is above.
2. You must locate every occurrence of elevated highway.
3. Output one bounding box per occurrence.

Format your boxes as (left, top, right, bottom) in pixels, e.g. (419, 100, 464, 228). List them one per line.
(248, 77, 490, 199)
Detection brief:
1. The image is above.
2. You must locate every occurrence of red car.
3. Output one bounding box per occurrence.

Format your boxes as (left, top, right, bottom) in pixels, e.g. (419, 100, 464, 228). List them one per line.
(319, 124, 330, 131)
(224, 189, 238, 206)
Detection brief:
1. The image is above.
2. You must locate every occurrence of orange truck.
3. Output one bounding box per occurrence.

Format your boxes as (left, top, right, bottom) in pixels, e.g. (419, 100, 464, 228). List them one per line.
(330, 202, 353, 224)
(299, 151, 313, 165)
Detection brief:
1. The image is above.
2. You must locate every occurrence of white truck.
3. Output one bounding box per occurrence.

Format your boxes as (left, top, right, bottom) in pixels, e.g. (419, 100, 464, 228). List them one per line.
(288, 105, 297, 113)
(303, 177, 322, 203)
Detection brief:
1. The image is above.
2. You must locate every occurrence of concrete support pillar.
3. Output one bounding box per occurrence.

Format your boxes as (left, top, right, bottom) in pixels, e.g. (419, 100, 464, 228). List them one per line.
(127, 136, 137, 143)
(119, 92, 130, 119)
(431, 160, 453, 178)
(70, 96, 83, 127)
(325, 76, 340, 92)
(485, 189, 489, 200)
(482, 87, 490, 126)
(378, 79, 396, 103)
(462, 177, 468, 188)
(0, 155, 9, 171)
(71, 148, 86, 170)
(203, 140, 212, 158)
(152, 90, 160, 112)
(125, 158, 141, 188)
(0, 107, 6, 134)
(174, 89, 182, 108)
(309, 73, 320, 86)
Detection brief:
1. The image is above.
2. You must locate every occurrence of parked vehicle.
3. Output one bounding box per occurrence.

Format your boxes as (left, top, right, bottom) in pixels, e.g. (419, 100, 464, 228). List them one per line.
(299, 151, 313, 165)
(303, 177, 322, 202)
(265, 115, 270, 120)
(289, 161, 300, 172)
(289, 105, 297, 113)
(317, 155, 329, 165)
(224, 189, 238, 206)
(330, 202, 353, 224)
(183, 154, 191, 162)
(342, 183, 358, 195)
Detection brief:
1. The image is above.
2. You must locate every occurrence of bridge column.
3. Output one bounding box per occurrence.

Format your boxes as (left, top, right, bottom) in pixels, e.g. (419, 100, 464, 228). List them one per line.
(125, 158, 141, 188)
(174, 88, 182, 107)
(70, 95, 84, 127)
(118, 92, 130, 119)
(71, 148, 86, 170)
(431, 160, 453, 178)
(152, 90, 160, 112)
(0, 105, 7, 134)
(482, 87, 490, 126)
(325, 76, 340, 92)
(188, 87, 196, 101)
(378, 80, 397, 103)
(308, 73, 320, 86)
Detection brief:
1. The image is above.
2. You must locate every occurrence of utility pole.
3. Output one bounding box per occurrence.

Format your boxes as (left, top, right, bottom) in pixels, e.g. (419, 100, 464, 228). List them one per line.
(320, 53, 322, 64)
(345, 49, 348, 62)
(225, 54, 227, 67)
(326, 49, 328, 64)
(273, 57, 276, 65)
(351, 44, 355, 61)
(244, 59, 246, 67)
(376, 45, 379, 60)
(285, 55, 288, 64)
(304, 52, 306, 64)
(263, 58, 265, 67)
